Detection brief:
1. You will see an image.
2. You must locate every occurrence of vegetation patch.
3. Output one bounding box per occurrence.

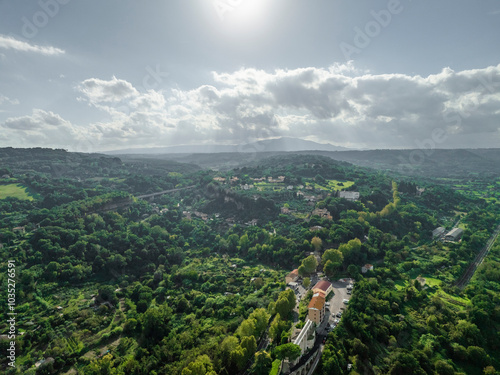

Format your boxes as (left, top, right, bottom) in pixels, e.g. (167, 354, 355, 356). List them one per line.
(0, 183, 35, 200)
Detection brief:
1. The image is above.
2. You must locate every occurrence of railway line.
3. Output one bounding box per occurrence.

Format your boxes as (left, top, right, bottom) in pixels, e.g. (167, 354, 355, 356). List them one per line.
(455, 223, 500, 289)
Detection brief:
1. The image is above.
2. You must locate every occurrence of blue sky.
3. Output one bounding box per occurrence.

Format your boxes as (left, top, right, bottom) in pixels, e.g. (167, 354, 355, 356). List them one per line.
(0, 0, 499, 151)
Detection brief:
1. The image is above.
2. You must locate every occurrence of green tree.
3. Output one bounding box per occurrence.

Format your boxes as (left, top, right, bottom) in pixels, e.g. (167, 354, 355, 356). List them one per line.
(302, 255, 318, 274)
(323, 260, 340, 278)
(237, 318, 256, 338)
(241, 335, 257, 362)
(253, 351, 272, 375)
(230, 346, 247, 371)
(467, 346, 490, 367)
(269, 314, 289, 343)
(303, 277, 311, 288)
(322, 248, 344, 264)
(142, 305, 172, 343)
(298, 264, 307, 277)
(311, 236, 322, 251)
(347, 264, 359, 278)
(248, 308, 270, 337)
(181, 355, 217, 375)
(274, 343, 302, 361)
(435, 360, 455, 375)
(98, 285, 118, 305)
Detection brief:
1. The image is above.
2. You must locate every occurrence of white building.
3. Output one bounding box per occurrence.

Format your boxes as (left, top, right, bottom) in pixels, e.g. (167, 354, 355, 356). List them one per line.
(339, 191, 360, 201)
(361, 264, 374, 273)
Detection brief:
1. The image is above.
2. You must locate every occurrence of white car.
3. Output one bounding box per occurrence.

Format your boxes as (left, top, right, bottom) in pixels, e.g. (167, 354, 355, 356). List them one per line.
(342, 299, 349, 304)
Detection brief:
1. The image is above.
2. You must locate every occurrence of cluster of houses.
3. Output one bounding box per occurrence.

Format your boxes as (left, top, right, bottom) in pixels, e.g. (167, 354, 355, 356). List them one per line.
(432, 226, 464, 242)
(212, 175, 360, 202)
(311, 208, 332, 220)
(182, 210, 209, 221)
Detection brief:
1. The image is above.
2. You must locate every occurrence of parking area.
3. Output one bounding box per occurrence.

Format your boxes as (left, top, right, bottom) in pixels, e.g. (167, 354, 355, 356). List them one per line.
(318, 279, 354, 334)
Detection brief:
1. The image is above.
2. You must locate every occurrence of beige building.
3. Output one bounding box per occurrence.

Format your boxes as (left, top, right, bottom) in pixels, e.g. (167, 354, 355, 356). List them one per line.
(312, 280, 333, 296)
(308, 292, 326, 324)
(285, 269, 299, 284)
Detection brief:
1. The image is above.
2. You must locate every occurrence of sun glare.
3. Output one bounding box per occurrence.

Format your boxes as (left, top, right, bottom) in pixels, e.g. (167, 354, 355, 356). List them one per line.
(212, 0, 272, 34)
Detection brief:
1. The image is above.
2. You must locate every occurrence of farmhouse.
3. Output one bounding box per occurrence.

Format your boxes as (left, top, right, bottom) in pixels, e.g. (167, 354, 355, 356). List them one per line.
(13, 226, 25, 234)
(445, 227, 464, 242)
(286, 269, 300, 284)
(432, 227, 446, 238)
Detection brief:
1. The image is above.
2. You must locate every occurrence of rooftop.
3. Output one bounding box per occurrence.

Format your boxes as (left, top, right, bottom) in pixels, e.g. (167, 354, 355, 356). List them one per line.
(313, 280, 332, 292)
(308, 293, 325, 310)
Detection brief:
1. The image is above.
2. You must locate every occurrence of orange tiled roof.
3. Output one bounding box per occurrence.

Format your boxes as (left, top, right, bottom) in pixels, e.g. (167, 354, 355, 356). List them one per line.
(308, 293, 325, 310)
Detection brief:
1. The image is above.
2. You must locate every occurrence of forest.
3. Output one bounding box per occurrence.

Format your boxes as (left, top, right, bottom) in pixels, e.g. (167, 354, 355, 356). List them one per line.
(0, 148, 499, 375)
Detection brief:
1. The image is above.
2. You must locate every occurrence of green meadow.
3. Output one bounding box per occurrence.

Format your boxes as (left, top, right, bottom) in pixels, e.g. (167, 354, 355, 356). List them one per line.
(0, 183, 35, 200)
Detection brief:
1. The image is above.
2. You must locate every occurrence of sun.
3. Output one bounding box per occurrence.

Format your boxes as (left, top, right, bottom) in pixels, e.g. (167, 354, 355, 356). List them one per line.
(214, 0, 271, 31)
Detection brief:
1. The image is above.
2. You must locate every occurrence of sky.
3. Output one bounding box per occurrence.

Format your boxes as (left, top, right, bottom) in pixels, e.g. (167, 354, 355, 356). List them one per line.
(0, 0, 499, 152)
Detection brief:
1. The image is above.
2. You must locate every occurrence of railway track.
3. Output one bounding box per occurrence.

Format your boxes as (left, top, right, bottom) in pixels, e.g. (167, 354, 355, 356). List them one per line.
(455, 224, 500, 289)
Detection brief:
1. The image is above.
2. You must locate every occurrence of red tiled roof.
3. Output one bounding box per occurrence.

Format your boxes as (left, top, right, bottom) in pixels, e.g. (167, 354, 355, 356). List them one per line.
(313, 280, 332, 292)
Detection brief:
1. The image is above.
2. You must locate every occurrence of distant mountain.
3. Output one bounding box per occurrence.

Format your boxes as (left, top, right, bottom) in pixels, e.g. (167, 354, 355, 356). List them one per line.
(104, 137, 349, 155)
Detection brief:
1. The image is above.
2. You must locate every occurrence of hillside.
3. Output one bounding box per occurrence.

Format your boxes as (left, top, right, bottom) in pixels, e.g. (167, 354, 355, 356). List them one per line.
(0, 148, 499, 375)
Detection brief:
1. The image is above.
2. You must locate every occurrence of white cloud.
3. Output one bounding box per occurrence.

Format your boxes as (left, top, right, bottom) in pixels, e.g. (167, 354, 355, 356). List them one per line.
(3, 109, 72, 130)
(0, 95, 20, 106)
(78, 76, 139, 105)
(0, 34, 65, 56)
(2, 63, 500, 150)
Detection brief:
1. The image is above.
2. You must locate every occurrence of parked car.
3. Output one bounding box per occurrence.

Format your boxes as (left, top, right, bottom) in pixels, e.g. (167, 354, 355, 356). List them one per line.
(342, 299, 349, 304)
(336, 312, 342, 318)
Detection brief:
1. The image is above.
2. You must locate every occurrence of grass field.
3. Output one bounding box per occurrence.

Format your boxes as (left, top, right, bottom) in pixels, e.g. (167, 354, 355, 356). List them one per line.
(0, 183, 35, 200)
(326, 179, 355, 191)
(306, 179, 355, 192)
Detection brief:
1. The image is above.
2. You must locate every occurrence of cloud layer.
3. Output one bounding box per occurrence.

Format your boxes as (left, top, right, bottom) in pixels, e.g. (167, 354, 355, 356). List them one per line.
(1, 63, 500, 151)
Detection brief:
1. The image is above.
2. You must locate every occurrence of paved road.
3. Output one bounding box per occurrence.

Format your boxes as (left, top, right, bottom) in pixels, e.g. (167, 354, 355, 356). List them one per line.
(136, 185, 195, 199)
